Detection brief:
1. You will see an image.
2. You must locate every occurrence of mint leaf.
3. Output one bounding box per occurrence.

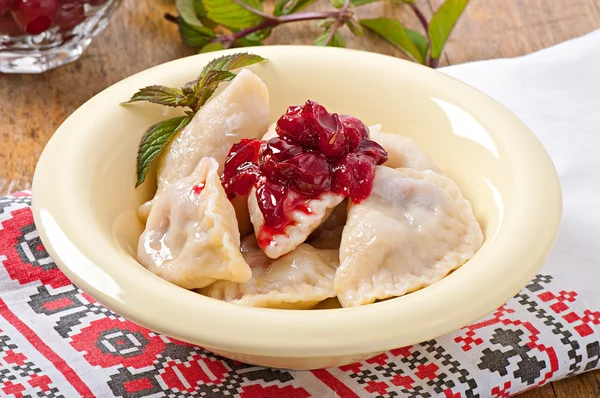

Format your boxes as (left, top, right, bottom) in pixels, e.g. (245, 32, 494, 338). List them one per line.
(200, 52, 266, 76)
(136, 116, 191, 187)
(192, 70, 236, 111)
(428, 0, 468, 60)
(178, 18, 214, 48)
(274, 0, 317, 16)
(236, 37, 264, 47)
(406, 28, 427, 61)
(331, 0, 380, 8)
(203, 0, 264, 29)
(200, 42, 225, 53)
(360, 18, 425, 64)
(176, 0, 203, 28)
(129, 52, 267, 187)
(314, 29, 346, 47)
(124, 86, 190, 107)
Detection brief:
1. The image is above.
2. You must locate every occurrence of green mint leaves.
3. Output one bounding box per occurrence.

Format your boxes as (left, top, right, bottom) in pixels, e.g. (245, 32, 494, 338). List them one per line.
(136, 117, 191, 187)
(428, 0, 469, 61)
(167, 0, 468, 68)
(360, 18, 427, 64)
(123, 52, 267, 187)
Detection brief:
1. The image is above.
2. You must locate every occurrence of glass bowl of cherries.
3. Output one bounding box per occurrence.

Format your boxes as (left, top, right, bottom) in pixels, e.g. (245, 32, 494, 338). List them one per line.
(0, 0, 121, 73)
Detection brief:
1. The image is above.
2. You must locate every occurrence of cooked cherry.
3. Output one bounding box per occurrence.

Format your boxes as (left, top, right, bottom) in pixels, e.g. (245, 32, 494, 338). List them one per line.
(221, 138, 261, 198)
(54, 1, 84, 31)
(332, 152, 377, 202)
(223, 100, 388, 240)
(340, 114, 369, 151)
(276, 102, 319, 149)
(11, 0, 59, 35)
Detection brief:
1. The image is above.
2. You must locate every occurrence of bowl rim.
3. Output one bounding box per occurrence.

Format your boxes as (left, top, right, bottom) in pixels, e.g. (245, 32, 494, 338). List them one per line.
(31, 45, 562, 358)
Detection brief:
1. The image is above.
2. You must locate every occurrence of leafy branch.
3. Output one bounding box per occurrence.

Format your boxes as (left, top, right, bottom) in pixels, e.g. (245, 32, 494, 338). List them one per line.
(166, 0, 469, 67)
(122, 53, 267, 186)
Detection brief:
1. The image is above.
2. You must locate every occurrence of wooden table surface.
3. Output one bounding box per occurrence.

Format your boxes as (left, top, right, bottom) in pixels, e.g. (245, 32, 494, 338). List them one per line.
(1, 0, 599, 396)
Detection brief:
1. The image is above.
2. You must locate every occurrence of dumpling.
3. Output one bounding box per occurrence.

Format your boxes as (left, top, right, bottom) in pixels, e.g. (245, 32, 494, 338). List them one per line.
(138, 68, 270, 222)
(307, 199, 348, 250)
(248, 189, 345, 259)
(370, 130, 442, 173)
(201, 243, 339, 309)
(262, 122, 277, 140)
(334, 166, 483, 307)
(138, 157, 251, 289)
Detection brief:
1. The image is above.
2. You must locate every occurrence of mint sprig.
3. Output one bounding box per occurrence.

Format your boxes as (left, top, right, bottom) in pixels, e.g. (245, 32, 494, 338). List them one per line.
(164, 0, 469, 67)
(123, 52, 267, 187)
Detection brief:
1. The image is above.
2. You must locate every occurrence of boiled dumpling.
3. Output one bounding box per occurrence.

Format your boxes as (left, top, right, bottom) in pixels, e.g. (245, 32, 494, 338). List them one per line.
(308, 199, 348, 250)
(138, 157, 251, 289)
(262, 122, 277, 140)
(334, 166, 483, 307)
(248, 189, 345, 259)
(201, 243, 339, 309)
(370, 130, 442, 173)
(138, 68, 270, 223)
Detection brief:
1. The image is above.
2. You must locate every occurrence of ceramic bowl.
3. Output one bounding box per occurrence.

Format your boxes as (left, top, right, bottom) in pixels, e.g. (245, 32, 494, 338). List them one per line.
(31, 46, 562, 370)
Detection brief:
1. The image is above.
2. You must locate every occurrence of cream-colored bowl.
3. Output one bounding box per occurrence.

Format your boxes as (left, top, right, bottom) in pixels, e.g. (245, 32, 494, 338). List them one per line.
(31, 46, 561, 370)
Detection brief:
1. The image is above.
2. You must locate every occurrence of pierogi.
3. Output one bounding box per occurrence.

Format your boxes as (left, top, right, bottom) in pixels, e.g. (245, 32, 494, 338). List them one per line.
(134, 65, 483, 310)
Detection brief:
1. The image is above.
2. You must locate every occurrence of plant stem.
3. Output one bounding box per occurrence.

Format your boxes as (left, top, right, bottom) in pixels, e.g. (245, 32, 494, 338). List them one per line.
(428, 57, 439, 68)
(164, 13, 179, 24)
(409, 3, 428, 31)
(215, 11, 342, 45)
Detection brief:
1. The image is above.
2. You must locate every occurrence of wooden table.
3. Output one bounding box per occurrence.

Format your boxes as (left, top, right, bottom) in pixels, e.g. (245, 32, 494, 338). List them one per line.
(1, 0, 599, 396)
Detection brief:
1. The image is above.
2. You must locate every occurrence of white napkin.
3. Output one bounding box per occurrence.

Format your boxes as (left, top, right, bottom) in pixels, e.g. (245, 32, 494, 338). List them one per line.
(442, 30, 600, 305)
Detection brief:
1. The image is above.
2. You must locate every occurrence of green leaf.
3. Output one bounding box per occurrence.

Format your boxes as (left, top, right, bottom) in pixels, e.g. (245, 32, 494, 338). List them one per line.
(235, 37, 264, 47)
(314, 30, 346, 47)
(406, 28, 427, 61)
(176, 0, 202, 27)
(203, 0, 264, 29)
(193, 0, 208, 17)
(331, 0, 380, 8)
(346, 17, 364, 36)
(178, 18, 215, 48)
(123, 86, 190, 107)
(360, 18, 425, 64)
(273, 0, 317, 16)
(199, 42, 225, 53)
(193, 70, 236, 110)
(200, 52, 267, 76)
(136, 116, 190, 187)
(429, 0, 468, 60)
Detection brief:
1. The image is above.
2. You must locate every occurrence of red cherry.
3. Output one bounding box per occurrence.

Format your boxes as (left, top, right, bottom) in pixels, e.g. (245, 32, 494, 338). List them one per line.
(276, 102, 319, 149)
(222, 138, 262, 198)
(54, 1, 84, 31)
(0, 0, 13, 17)
(11, 0, 59, 35)
(340, 114, 369, 151)
(332, 152, 377, 202)
(0, 12, 22, 34)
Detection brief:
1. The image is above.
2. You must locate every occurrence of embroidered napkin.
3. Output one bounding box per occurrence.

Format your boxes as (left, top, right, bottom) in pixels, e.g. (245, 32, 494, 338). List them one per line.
(1, 30, 600, 398)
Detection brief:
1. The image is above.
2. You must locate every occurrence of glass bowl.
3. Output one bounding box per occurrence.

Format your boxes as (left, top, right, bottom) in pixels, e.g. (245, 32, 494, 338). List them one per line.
(0, 0, 122, 73)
